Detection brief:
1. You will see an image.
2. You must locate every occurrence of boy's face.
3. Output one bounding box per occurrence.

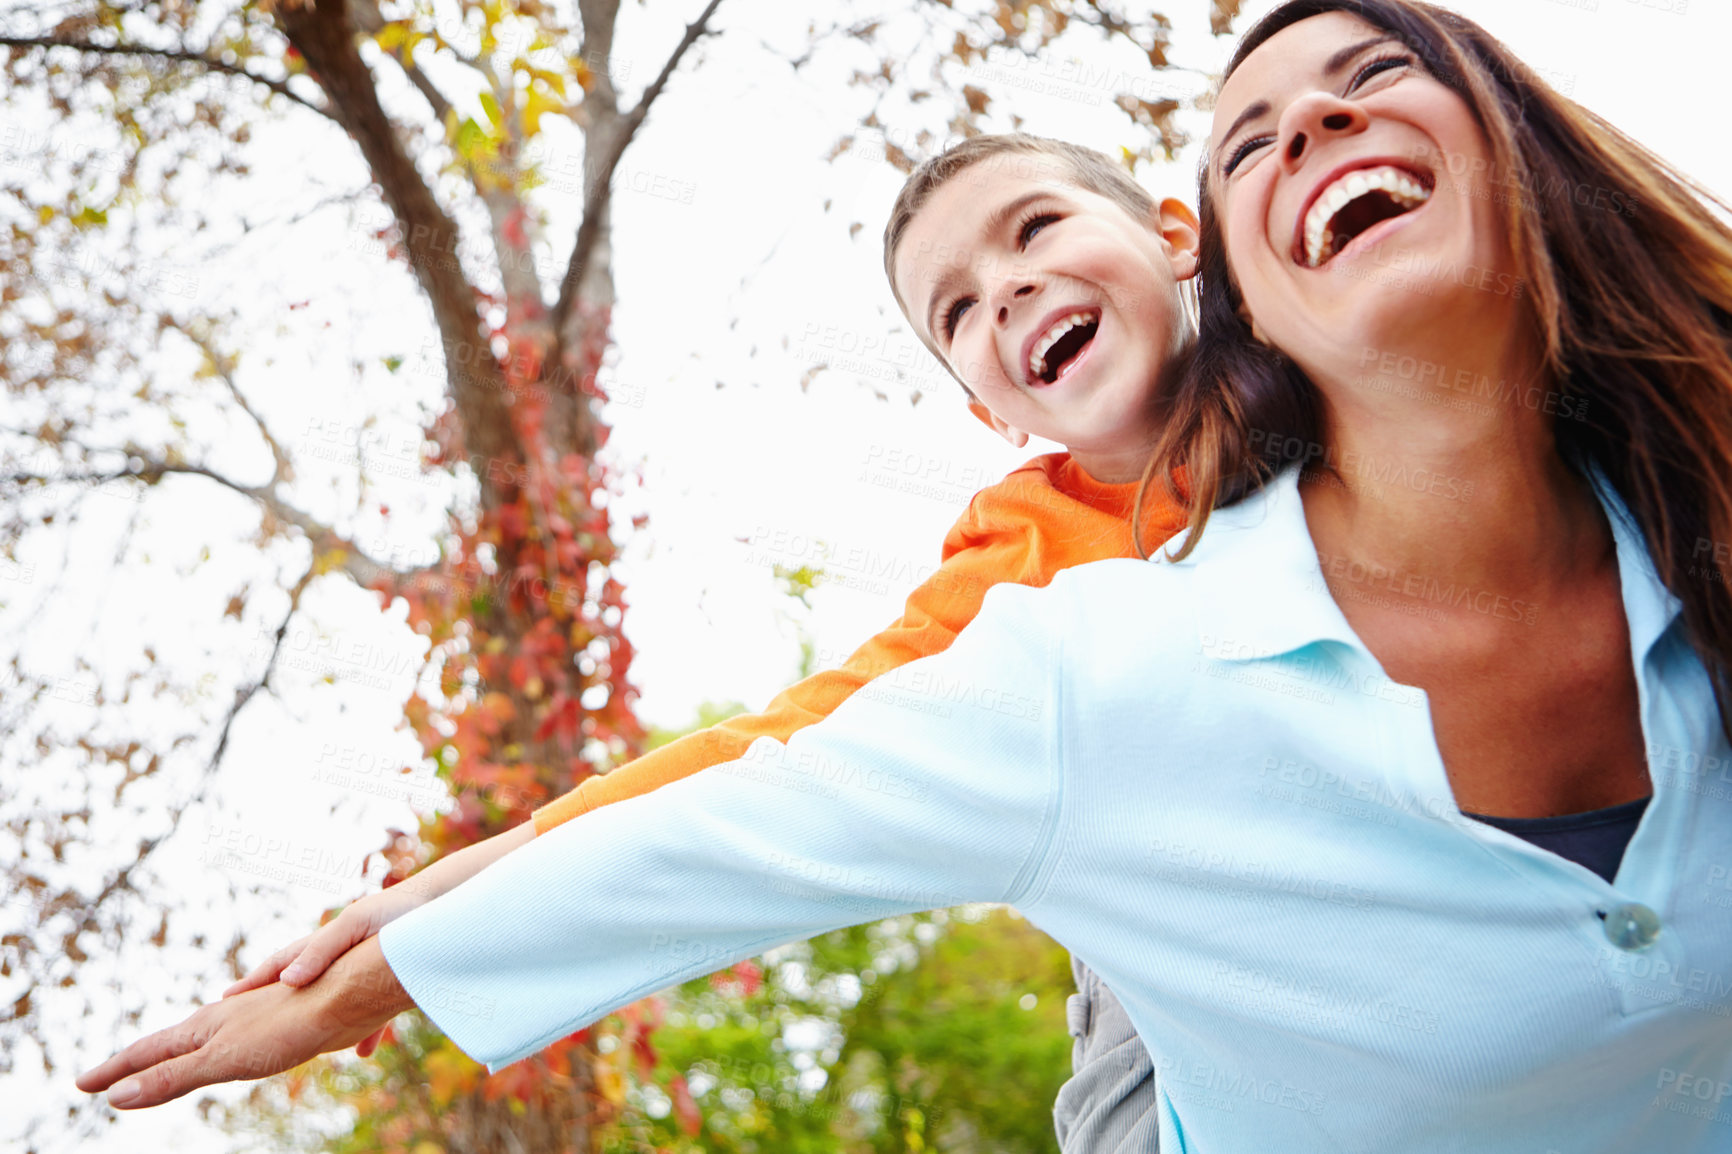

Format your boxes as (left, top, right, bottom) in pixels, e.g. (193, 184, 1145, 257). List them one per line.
(891, 155, 1200, 475)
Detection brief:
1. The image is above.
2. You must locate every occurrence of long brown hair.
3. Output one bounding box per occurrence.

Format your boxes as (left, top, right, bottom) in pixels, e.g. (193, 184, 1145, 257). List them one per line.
(1138, 0, 1732, 740)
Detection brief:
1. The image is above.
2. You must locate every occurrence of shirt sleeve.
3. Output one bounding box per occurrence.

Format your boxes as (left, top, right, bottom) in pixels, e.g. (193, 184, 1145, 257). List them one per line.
(380, 578, 1066, 1073)
(530, 485, 1044, 834)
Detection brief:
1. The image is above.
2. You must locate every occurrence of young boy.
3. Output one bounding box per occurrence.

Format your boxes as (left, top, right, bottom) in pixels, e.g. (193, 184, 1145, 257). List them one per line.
(225, 133, 1200, 1149)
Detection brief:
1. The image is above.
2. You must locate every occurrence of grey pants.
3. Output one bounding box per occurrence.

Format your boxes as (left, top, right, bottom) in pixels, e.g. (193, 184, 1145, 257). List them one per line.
(1052, 956, 1162, 1153)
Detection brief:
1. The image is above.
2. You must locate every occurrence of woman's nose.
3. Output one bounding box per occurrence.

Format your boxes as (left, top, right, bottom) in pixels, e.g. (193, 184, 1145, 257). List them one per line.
(996, 282, 1038, 326)
(1278, 93, 1370, 174)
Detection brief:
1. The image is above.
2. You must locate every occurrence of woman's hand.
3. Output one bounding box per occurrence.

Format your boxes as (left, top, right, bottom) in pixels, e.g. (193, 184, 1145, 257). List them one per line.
(76, 935, 416, 1110)
(219, 821, 537, 1058)
(220, 880, 432, 1057)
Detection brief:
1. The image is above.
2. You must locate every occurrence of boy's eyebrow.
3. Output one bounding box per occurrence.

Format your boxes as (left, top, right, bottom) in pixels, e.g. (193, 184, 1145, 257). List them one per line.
(1213, 35, 1401, 174)
(922, 188, 1054, 340)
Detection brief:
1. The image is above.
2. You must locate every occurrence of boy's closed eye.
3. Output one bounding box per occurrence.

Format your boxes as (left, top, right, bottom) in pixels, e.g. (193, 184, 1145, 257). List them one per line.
(940, 210, 1064, 341)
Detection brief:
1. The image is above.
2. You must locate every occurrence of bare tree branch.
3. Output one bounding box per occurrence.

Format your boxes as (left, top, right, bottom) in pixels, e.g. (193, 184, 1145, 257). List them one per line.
(0, 35, 337, 121)
(551, 0, 725, 340)
(2, 459, 414, 590)
(24, 580, 308, 1034)
(273, 0, 518, 492)
(165, 319, 296, 486)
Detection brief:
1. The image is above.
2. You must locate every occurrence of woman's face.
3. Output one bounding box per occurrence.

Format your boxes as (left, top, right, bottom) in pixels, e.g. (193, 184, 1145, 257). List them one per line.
(1208, 12, 1520, 386)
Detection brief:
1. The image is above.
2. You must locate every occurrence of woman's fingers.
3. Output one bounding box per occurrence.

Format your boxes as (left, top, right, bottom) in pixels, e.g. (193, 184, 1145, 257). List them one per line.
(221, 933, 314, 998)
(75, 1011, 210, 1099)
(353, 1025, 387, 1059)
(81, 955, 405, 1112)
(92, 1047, 220, 1110)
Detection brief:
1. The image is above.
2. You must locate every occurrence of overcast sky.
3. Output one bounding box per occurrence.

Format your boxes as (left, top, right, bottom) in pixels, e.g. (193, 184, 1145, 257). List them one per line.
(4, 0, 1727, 1149)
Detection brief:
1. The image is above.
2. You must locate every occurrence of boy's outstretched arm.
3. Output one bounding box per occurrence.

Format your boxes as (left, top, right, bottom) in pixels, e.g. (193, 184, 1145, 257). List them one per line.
(221, 822, 537, 1012)
(531, 471, 1060, 834)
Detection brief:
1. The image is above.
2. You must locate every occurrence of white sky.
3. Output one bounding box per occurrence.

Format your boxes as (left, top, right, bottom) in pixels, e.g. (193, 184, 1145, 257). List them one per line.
(2, 0, 1727, 1149)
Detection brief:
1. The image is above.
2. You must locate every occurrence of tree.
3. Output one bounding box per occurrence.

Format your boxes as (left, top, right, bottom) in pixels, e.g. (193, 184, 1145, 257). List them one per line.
(0, 1, 1233, 1150)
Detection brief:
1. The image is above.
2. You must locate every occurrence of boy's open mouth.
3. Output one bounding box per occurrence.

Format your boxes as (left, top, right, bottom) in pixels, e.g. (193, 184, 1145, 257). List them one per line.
(1295, 162, 1434, 268)
(1028, 308, 1101, 385)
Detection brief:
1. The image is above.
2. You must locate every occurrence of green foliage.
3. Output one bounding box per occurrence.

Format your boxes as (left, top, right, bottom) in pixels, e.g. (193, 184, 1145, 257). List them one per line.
(611, 907, 1074, 1154)
(606, 696, 1076, 1153)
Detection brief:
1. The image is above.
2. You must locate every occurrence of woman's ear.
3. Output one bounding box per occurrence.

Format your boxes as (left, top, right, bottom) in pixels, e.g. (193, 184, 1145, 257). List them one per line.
(1156, 198, 1201, 281)
(967, 399, 1030, 448)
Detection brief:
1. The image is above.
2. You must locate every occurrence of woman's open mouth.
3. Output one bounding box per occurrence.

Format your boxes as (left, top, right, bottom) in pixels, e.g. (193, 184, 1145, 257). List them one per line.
(1295, 163, 1434, 268)
(1028, 308, 1101, 385)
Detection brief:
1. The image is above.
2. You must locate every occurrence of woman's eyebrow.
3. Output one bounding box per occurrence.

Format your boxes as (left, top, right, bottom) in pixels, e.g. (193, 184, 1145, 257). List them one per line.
(1325, 34, 1401, 75)
(1218, 100, 1272, 161)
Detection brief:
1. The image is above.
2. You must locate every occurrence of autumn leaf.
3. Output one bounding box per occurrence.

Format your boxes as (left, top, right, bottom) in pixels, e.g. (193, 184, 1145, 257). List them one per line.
(669, 1073, 702, 1136)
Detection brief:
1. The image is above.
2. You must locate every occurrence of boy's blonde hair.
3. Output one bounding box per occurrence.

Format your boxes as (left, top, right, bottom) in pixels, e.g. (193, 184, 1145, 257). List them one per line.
(882, 133, 1158, 320)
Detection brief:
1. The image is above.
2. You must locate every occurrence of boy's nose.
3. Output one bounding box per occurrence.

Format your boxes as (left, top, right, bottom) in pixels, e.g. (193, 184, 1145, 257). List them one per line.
(997, 283, 1037, 326)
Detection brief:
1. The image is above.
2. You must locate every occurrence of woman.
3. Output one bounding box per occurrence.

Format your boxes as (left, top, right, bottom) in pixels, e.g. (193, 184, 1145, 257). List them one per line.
(1061, 0, 1732, 1144)
(80, 2, 1732, 1148)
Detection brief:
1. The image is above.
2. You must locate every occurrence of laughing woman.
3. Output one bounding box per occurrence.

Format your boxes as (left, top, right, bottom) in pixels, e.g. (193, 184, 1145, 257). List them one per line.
(80, 2, 1732, 1148)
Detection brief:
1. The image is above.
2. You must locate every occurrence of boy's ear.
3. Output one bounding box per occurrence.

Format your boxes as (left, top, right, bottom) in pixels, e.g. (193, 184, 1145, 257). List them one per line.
(967, 399, 1030, 449)
(1156, 197, 1201, 281)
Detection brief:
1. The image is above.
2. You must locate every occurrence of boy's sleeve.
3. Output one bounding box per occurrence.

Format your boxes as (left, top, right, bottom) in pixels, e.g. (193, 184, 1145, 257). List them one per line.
(530, 485, 1044, 834)
(380, 578, 1066, 1073)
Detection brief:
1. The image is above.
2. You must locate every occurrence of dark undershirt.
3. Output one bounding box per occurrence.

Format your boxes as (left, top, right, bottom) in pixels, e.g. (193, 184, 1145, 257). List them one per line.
(1459, 795, 1652, 885)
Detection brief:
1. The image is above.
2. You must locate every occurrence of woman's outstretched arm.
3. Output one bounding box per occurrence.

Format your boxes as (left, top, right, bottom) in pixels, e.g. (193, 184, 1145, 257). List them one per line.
(380, 579, 1067, 1071)
(77, 935, 415, 1110)
(77, 578, 1069, 1096)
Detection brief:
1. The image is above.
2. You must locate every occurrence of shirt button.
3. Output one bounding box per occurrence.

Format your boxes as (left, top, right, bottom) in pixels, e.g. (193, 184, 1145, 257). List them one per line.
(1601, 902, 1662, 951)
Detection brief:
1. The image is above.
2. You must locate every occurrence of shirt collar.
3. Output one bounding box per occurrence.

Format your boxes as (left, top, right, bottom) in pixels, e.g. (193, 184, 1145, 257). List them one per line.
(1177, 461, 1683, 668)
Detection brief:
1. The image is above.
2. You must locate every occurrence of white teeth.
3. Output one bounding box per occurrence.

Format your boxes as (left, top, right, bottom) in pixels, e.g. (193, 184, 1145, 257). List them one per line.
(1301, 165, 1432, 268)
(1029, 311, 1094, 380)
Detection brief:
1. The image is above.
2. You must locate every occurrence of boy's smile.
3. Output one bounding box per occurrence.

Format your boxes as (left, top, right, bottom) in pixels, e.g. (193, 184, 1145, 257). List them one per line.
(891, 156, 1199, 483)
(1026, 305, 1100, 386)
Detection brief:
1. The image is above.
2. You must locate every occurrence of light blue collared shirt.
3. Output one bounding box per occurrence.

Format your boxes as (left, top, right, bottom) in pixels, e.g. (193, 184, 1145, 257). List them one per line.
(382, 463, 1732, 1152)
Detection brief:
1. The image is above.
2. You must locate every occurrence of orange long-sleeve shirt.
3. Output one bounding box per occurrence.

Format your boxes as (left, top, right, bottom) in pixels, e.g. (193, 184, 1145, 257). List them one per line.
(530, 452, 1187, 835)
